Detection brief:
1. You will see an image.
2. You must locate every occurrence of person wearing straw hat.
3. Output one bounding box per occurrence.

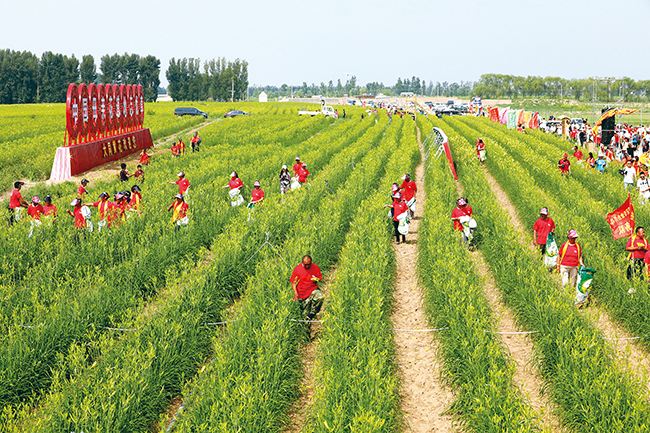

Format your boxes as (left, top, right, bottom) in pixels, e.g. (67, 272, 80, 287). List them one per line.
(557, 229, 584, 288)
(532, 207, 556, 255)
(248, 181, 265, 208)
(167, 194, 189, 231)
(290, 254, 323, 320)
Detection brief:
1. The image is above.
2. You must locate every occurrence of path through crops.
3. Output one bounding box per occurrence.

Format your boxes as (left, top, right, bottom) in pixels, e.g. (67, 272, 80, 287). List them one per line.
(480, 166, 650, 401)
(391, 130, 455, 433)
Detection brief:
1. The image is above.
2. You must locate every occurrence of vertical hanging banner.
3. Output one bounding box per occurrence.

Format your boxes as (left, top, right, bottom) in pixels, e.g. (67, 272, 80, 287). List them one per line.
(605, 195, 635, 240)
(50, 83, 153, 181)
(433, 127, 459, 181)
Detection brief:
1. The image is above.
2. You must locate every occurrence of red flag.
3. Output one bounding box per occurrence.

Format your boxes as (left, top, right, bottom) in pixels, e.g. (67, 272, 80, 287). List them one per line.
(605, 195, 635, 240)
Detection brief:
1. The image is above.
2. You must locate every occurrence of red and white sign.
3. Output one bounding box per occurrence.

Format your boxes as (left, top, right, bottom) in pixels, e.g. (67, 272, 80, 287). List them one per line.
(606, 195, 635, 240)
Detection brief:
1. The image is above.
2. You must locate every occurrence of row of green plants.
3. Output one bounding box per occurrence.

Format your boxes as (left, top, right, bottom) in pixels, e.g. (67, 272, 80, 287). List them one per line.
(299, 121, 419, 433)
(455, 116, 650, 349)
(436, 116, 650, 431)
(0, 115, 352, 408)
(1, 117, 389, 432)
(415, 118, 542, 432)
(168, 119, 406, 433)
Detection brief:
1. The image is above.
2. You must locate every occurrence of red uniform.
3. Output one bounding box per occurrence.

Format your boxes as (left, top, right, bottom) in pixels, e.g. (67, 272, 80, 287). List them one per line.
(43, 204, 57, 217)
(139, 151, 150, 165)
(558, 158, 571, 174)
(77, 185, 88, 197)
(298, 167, 310, 183)
(228, 177, 243, 190)
(171, 200, 189, 222)
(176, 178, 190, 194)
(451, 205, 473, 231)
(9, 189, 23, 209)
(71, 207, 86, 228)
(130, 192, 142, 210)
(532, 217, 556, 245)
(290, 263, 322, 300)
(626, 235, 649, 260)
(400, 180, 417, 201)
(251, 188, 265, 203)
(573, 150, 583, 160)
(391, 200, 409, 221)
(27, 204, 44, 220)
(92, 199, 115, 220)
(559, 242, 582, 266)
(293, 162, 302, 175)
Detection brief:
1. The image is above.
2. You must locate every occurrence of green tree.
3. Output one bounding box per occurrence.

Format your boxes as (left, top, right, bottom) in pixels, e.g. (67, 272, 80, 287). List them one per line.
(80, 54, 97, 83)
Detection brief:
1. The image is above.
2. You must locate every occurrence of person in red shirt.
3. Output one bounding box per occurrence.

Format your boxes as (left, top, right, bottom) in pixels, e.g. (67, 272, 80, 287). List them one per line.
(178, 138, 186, 155)
(8, 181, 28, 225)
(572, 146, 584, 161)
(27, 196, 44, 220)
(129, 185, 142, 212)
(586, 152, 596, 169)
(476, 138, 487, 163)
(292, 157, 302, 176)
(139, 148, 150, 165)
(290, 254, 323, 320)
(111, 192, 128, 224)
(298, 164, 310, 183)
(626, 226, 648, 280)
(557, 230, 584, 288)
(224, 171, 244, 191)
(532, 207, 556, 254)
(42, 195, 58, 219)
(171, 142, 180, 158)
(67, 198, 87, 230)
(174, 172, 191, 197)
(134, 165, 145, 183)
(190, 131, 201, 152)
(558, 153, 571, 175)
(248, 181, 265, 208)
(168, 194, 189, 231)
(400, 173, 417, 217)
(451, 197, 473, 231)
(91, 192, 114, 231)
(77, 179, 89, 198)
(386, 192, 409, 243)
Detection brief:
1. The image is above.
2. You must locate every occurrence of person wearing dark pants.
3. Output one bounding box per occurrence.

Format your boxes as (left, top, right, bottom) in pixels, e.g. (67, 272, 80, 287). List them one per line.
(626, 226, 648, 280)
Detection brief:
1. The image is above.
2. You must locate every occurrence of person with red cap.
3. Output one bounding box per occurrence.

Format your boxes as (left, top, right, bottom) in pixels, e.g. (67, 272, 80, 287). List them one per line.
(557, 229, 584, 288)
(451, 197, 473, 231)
(626, 226, 648, 280)
(558, 153, 571, 175)
(168, 194, 189, 231)
(77, 179, 89, 199)
(386, 192, 409, 243)
(532, 207, 556, 254)
(290, 254, 323, 320)
(400, 173, 417, 217)
(248, 181, 265, 208)
(8, 181, 28, 225)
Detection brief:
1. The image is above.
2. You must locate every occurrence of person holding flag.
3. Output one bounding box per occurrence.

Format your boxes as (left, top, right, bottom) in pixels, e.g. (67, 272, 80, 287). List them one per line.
(626, 226, 648, 280)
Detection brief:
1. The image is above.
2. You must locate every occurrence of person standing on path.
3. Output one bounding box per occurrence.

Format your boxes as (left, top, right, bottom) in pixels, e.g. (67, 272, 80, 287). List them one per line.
(532, 207, 556, 254)
(400, 173, 417, 217)
(386, 192, 409, 244)
(557, 230, 584, 288)
(626, 226, 648, 280)
(623, 160, 637, 191)
(290, 255, 323, 320)
(8, 181, 28, 226)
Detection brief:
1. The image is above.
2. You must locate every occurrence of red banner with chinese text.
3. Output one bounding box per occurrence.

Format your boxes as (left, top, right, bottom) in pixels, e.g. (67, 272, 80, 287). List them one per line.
(605, 195, 635, 240)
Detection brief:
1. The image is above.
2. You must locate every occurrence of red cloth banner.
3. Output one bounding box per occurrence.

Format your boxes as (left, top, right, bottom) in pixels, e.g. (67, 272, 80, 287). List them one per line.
(606, 195, 635, 240)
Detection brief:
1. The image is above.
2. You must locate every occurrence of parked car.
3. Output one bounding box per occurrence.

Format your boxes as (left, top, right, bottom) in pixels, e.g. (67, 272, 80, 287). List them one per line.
(174, 107, 208, 118)
(224, 110, 248, 118)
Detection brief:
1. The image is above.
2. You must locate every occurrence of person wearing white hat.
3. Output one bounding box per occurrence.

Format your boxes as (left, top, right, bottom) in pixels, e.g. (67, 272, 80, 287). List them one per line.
(167, 194, 189, 231)
(557, 229, 583, 288)
(532, 207, 555, 254)
(297, 163, 310, 184)
(292, 157, 303, 176)
(279, 165, 291, 194)
(248, 181, 265, 208)
(385, 192, 409, 243)
(67, 198, 87, 230)
(224, 171, 245, 206)
(451, 197, 473, 232)
(173, 172, 191, 200)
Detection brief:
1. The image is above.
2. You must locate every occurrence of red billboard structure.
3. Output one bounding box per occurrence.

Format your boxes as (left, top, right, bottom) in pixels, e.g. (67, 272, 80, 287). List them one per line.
(50, 83, 152, 181)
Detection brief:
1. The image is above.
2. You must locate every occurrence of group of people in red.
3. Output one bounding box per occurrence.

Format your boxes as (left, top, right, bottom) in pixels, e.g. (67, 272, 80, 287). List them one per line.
(171, 132, 202, 157)
(386, 173, 417, 244)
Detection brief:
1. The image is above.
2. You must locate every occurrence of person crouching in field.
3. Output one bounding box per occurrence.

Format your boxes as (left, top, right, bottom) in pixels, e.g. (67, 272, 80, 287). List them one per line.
(290, 255, 323, 321)
(558, 153, 571, 176)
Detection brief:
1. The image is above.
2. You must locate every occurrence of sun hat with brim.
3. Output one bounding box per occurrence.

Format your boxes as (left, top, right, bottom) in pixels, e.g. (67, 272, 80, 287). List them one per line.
(540, 207, 549, 215)
(457, 198, 467, 206)
(175, 194, 184, 199)
(567, 229, 578, 238)
(177, 172, 185, 177)
(70, 199, 80, 206)
(254, 181, 261, 187)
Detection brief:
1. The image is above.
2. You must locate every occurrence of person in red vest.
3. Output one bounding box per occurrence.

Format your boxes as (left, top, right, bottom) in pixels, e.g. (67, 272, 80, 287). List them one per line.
(298, 163, 310, 183)
(290, 254, 323, 320)
(557, 229, 584, 288)
(532, 207, 556, 254)
(386, 192, 409, 243)
(476, 138, 487, 163)
(451, 197, 473, 231)
(248, 181, 265, 208)
(292, 157, 303, 176)
(139, 148, 150, 165)
(572, 146, 584, 161)
(67, 198, 87, 230)
(91, 192, 114, 231)
(400, 173, 417, 217)
(42, 195, 58, 219)
(558, 153, 571, 175)
(112, 192, 128, 224)
(626, 226, 648, 280)
(167, 194, 189, 231)
(174, 171, 191, 198)
(171, 142, 180, 158)
(190, 131, 201, 152)
(77, 178, 90, 199)
(178, 138, 186, 155)
(8, 181, 28, 225)
(129, 185, 142, 211)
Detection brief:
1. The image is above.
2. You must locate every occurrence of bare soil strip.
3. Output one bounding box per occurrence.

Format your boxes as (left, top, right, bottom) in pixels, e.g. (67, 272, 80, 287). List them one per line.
(391, 129, 456, 433)
(479, 167, 650, 400)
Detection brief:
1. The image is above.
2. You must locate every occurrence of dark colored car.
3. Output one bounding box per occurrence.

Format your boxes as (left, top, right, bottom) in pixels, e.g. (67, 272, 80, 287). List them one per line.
(224, 110, 248, 118)
(174, 107, 208, 118)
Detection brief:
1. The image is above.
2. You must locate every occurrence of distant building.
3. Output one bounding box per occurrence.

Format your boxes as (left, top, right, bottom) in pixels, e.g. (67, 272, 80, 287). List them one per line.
(258, 91, 268, 103)
(156, 93, 173, 102)
(400, 92, 415, 97)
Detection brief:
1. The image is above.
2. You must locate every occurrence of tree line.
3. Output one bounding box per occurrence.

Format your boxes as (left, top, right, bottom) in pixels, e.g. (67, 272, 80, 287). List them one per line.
(0, 49, 161, 104)
(165, 58, 249, 102)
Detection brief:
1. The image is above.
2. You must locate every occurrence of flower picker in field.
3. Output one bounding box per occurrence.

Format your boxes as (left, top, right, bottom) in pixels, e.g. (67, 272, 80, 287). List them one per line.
(42, 195, 57, 220)
(626, 226, 648, 280)
(77, 178, 90, 199)
(532, 207, 556, 255)
(27, 196, 44, 238)
(558, 153, 571, 176)
(91, 192, 115, 232)
(385, 192, 410, 243)
(224, 171, 245, 207)
(451, 197, 473, 233)
(8, 181, 28, 226)
(557, 230, 584, 289)
(190, 131, 201, 152)
(67, 198, 91, 231)
(292, 156, 303, 176)
(168, 194, 189, 231)
(400, 173, 417, 217)
(279, 165, 291, 194)
(248, 181, 265, 208)
(139, 148, 150, 165)
(290, 254, 323, 320)
(476, 138, 487, 163)
(173, 171, 190, 201)
(298, 163, 310, 184)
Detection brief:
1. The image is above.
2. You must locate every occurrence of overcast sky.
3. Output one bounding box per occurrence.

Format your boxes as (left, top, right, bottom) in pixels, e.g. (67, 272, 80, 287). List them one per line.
(3, 0, 648, 87)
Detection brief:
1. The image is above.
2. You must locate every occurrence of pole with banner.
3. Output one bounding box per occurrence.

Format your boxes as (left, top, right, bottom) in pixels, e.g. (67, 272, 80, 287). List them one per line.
(605, 195, 635, 240)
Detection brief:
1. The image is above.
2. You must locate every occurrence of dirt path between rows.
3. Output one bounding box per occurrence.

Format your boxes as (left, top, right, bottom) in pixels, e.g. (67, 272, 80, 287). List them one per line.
(1, 119, 215, 202)
(455, 172, 565, 432)
(479, 167, 650, 400)
(390, 128, 456, 433)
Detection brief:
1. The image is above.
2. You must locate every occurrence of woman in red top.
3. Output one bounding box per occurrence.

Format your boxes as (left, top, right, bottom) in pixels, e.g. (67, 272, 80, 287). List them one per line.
(558, 153, 571, 175)
(27, 196, 44, 220)
(8, 181, 28, 225)
(557, 230, 584, 288)
(476, 139, 487, 163)
(451, 198, 473, 231)
(224, 171, 244, 190)
(586, 152, 596, 169)
(249, 181, 265, 208)
(77, 179, 89, 198)
(139, 148, 150, 165)
(298, 164, 310, 183)
(532, 207, 555, 254)
(385, 192, 409, 243)
(42, 195, 58, 219)
(174, 172, 191, 197)
(626, 226, 648, 280)
(67, 199, 87, 229)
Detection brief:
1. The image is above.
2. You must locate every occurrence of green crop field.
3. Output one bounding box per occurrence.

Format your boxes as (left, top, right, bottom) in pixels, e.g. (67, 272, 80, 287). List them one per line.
(0, 102, 648, 433)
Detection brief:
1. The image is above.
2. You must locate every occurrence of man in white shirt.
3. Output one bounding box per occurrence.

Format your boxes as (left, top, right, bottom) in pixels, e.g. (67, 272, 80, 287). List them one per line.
(623, 161, 637, 191)
(638, 171, 650, 204)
